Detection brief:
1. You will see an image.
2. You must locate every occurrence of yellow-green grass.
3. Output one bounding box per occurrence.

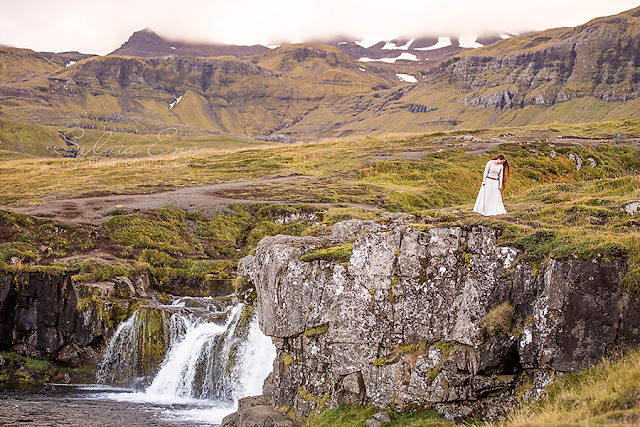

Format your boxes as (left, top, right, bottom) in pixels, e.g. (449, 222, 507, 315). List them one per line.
(299, 243, 354, 264)
(493, 351, 640, 426)
(0, 204, 322, 291)
(2, 120, 638, 206)
(0, 119, 273, 159)
(0, 47, 63, 83)
(305, 405, 451, 426)
(2, 121, 640, 291)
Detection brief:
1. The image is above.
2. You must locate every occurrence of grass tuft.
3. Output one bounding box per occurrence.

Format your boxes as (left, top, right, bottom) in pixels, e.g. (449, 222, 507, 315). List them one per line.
(300, 244, 354, 264)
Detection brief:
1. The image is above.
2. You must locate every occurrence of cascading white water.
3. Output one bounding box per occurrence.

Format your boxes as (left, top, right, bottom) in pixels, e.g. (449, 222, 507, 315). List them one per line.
(96, 299, 276, 424)
(96, 306, 194, 386)
(146, 305, 242, 401)
(234, 310, 277, 397)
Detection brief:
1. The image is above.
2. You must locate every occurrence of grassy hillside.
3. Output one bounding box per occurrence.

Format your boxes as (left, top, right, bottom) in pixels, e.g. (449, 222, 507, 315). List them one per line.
(1, 120, 639, 288)
(0, 44, 394, 143)
(0, 119, 272, 159)
(2, 119, 637, 202)
(498, 351, 640, 426)
(281, 7, 640, 138)
(0, 47, 63, 82)
(3, 8, 640, 141)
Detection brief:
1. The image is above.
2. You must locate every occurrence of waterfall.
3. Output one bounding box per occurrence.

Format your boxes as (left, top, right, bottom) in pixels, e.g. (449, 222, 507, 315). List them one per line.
(96, 298, 276, 423)
(146, 305, 241, 401)
(97, 306, 199, 386)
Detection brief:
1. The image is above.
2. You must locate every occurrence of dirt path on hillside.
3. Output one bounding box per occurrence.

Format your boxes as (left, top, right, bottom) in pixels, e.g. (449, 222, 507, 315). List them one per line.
(7, 137, 636, 227)
(7, 175, 321, 227)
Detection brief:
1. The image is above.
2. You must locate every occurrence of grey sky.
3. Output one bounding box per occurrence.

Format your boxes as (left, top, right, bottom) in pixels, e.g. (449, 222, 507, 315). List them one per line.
(0, 0, 638, 55)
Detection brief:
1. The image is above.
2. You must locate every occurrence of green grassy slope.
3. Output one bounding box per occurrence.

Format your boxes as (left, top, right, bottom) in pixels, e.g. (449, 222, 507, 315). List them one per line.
(0, 44, 395, 148)
(0, 48, 63, 83)
(2, 121, 639, 288)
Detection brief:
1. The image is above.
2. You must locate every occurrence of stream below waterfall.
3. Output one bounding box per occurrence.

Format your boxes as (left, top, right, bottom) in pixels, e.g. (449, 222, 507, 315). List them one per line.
(0, 297, 276, 426)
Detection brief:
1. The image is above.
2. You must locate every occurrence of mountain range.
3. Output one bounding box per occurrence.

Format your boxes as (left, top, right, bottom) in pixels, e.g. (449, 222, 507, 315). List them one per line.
(110, 28, 508, 69)
(1, 6, 639, 153)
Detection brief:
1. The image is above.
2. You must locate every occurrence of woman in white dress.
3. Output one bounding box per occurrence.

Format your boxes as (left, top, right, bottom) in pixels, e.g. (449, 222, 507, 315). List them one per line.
(473, 154, 510, 216)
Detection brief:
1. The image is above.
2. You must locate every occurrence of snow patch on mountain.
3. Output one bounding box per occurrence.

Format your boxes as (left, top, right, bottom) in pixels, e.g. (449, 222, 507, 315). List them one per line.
(382, 38, 415, 50)
(397, 52, 419, 61)
(459, 35, 484, 48)
(396, 73, 417, 83)
(414, 36, 452, 51)
(359, 57, 394, 63)
(169, 94, 183, 110)
(359, 52, 419, 63)
(355, 39, 380, 49)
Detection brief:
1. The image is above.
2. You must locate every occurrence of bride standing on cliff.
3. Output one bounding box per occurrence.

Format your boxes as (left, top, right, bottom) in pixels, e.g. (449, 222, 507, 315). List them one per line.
(473, 154, 510, 216)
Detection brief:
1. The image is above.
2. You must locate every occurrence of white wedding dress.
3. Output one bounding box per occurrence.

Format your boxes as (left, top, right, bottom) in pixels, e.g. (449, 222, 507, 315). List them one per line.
(473, 161, 507, 216)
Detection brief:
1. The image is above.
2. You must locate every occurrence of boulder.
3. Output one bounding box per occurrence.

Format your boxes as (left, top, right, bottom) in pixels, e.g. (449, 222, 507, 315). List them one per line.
(222, 396, 296, 427)
(625, 202, 640, 215)
(568, 153, 583, 171)
(365, 411, 391, 427)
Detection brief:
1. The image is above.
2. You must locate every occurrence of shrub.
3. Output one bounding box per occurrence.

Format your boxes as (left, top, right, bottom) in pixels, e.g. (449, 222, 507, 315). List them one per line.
(481, 302, 515, 339)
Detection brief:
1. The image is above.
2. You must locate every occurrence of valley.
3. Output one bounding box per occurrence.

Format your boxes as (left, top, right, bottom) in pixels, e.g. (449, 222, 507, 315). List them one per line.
(2, 4, 640, 427)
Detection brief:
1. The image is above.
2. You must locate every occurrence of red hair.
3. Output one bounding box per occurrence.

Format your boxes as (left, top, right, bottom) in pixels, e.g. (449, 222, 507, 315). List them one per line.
(490, 154, 510, 193)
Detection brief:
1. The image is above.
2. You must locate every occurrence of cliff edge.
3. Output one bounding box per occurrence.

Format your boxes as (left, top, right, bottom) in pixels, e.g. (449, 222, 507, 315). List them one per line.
(239, 215, 640, 421)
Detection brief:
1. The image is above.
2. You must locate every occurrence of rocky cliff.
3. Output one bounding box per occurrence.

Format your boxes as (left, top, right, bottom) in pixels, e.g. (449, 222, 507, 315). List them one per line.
(427, 6, 640, 108)
(239, 216, 640, 421)
(0, 271, 145, 367)
(280, 6, 640, 137)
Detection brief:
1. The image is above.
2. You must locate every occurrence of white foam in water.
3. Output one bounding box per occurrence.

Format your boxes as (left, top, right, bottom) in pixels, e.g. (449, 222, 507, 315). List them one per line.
(96, 303, 276, 425)
(164, 406, 239, 424)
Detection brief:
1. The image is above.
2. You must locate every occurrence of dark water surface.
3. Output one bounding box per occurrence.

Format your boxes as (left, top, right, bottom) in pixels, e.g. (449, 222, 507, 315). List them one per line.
(0, 385, 228, 427)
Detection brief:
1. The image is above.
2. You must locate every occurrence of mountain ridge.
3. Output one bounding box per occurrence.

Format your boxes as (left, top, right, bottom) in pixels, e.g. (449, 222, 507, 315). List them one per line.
(109, 28, 269, 58)
(0, 43, 394, 141)
(278, 6, 640, 138)
(1, 7, 640, 152)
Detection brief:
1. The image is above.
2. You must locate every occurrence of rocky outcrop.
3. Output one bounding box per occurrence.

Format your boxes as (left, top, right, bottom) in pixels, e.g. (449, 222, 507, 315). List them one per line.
(429, 7, 640, 109)
(0, 271, 141, 367)
(240, 216, 639, 421)
(221, 396, 296, 427)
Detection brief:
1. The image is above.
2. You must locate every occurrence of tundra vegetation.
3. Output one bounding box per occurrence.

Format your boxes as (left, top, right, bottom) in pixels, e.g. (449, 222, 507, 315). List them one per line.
(1, 120, 640, 424)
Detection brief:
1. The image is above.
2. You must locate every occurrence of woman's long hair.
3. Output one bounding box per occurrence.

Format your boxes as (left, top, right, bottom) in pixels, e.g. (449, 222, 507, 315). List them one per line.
(490, 154, 510, 194)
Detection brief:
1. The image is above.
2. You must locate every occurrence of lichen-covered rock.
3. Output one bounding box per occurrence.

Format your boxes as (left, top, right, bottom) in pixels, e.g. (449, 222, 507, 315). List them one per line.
(241, 218, 640, 421)
(519, 258, 625, 371)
